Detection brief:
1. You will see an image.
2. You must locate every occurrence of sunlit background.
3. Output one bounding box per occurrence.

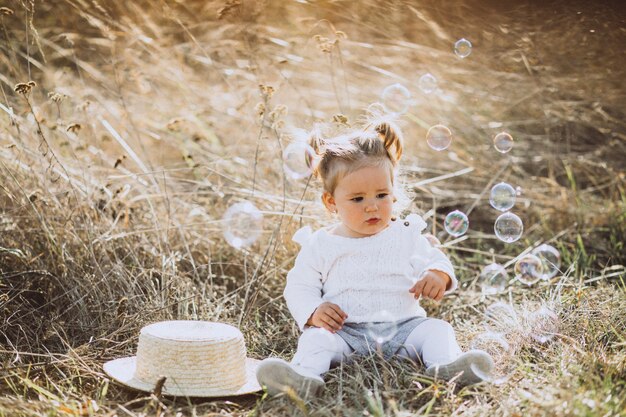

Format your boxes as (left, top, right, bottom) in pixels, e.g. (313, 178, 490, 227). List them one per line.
(0, 1, 624, 415)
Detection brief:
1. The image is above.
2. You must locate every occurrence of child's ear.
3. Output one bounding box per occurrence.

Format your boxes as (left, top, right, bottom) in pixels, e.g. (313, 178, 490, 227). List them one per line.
(321, 191, 336, 213)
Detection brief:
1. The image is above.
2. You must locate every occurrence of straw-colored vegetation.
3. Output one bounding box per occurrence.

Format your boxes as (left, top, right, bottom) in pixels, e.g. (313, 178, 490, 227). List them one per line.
(1, 1, 624, 416)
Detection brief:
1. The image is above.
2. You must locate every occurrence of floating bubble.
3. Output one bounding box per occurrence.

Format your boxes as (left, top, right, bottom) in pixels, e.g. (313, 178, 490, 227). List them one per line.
(426, 124, 453, 151)
(418, 73, 438, 94)
(493, 132, 514, 153)
(489, 182, 516, 212)
(283, 141, 316, 180)
(470, 332, 514, 384)
(484, 302, 519, 334)
(494, 212, 523, 243)
(381, 83, 411, 114)
(454, 38, 472, 58)
(528, 305, 559, 343)
(531, 244, 561, 280)
(365, 310, 399, 345)
(221, 201, 264, 249)
(515, 186, 523, 196)
(514, 254, 544, 286)
(444, 210, 469, 237)
(479, 263, 509, 295)
(423, 233, 441, 247)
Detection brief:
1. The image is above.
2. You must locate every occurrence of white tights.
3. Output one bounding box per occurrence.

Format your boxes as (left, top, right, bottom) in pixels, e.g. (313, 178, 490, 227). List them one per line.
(291, 318, 463, 377)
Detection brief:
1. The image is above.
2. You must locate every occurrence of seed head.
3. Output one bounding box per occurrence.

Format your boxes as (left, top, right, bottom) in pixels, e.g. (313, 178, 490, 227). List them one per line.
(14, 81, 36, 95)
(313, 32, 345, 53)
(78, 100, 91, 111)
(48, 91, 68, 103)
(313, 35, 334, 53)
(259, 84, 275, 99)
(254, 102, 266, 119)
(333, 114, 350, 125)
(66, 123, 82, 133)
(269, 104, 287, 122)
(271, 120, 285, 130)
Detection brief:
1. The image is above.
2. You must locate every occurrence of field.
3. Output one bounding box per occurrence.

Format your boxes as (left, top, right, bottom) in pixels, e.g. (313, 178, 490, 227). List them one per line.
(0, 1, 625, 416)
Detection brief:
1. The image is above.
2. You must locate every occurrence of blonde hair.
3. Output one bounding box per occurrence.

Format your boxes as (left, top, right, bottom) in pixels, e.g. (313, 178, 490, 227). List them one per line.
(309, 117, 404, 195)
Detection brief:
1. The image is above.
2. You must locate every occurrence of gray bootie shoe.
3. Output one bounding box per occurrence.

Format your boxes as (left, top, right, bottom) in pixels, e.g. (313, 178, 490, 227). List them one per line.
(256, 358, 325, 399)
(425, 350, 494, 387)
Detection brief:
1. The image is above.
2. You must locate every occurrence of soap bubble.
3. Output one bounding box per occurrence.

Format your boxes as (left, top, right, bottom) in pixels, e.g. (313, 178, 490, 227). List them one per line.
(479, 263, 509, 295)
(426, 124, 453, 151)
(444, 210, 469, 237)
(494, 212, 523, 243)
(484, 302, 519, 334)
(489, 182, 516, 212)
(381, 83, 411, 114)
(531, 244, 561, 280)
(469, 332, 514, 384)
(514, 254, 544, 286)
(515, 186, 523, 196)
(423, 233, 441, 247)
(221, 201, 264, 249)
(418, 73, 438, 94)
(493, 132, 514, 153)
(528, 305, 559, 343)
(283, 141, 316, 180)
(454, 38, 472, 58)
(365, 310, 399, 345)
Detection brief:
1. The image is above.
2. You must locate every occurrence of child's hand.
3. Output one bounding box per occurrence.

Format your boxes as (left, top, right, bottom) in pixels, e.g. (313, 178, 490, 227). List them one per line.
(306, 302, 348, 333)
(408, 270, 451, 302)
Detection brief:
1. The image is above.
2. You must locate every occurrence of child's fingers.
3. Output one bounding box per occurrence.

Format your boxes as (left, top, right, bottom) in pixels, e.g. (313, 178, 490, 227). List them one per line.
(319, 318, 335, 333)
(329, 304, 349, 320)
(319, 322, 335, 333)
(427, 286, 440, 300)
(434, 288, 444, 301)
(421, 280, 434, 299)
(326, 309, 346, 326)
(322, 314, 343, 331)
(410, 279, 426, 297)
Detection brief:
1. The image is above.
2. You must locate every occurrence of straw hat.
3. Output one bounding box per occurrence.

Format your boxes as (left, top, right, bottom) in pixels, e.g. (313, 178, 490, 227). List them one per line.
(103, 320, 262, 397)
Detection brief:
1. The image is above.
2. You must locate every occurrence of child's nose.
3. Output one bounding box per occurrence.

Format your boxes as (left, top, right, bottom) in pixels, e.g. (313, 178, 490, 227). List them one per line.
(365, 202, 378, 212)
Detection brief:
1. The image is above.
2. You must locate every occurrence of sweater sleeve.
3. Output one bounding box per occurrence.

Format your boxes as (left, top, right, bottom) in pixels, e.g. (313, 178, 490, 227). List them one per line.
(283, 231, 325, 331)
(407, 215, 458, 294)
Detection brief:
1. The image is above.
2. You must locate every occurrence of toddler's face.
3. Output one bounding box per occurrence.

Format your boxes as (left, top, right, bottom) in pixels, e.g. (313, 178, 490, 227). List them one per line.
(324, 164, 394, 238)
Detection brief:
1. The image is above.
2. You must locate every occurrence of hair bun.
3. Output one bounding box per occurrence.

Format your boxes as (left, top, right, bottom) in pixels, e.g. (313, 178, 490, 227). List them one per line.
(369, 119, 403, 163)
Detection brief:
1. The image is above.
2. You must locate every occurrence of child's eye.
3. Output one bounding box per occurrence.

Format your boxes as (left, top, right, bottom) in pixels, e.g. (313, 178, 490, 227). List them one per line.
(377, 193, 389, 199)
(351, 197, 363, 202)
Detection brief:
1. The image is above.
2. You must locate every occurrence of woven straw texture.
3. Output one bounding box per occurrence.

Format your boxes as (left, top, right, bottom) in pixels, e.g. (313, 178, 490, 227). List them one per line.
(103, 321, 262, 397)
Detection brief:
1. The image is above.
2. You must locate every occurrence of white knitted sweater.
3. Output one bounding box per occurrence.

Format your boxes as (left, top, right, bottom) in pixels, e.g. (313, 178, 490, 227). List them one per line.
(283, 213, 457, 331)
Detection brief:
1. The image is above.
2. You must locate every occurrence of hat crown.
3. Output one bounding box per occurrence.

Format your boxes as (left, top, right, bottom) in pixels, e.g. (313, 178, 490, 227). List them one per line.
(141, 320, 243, 341)
(134, 321, 248, 395)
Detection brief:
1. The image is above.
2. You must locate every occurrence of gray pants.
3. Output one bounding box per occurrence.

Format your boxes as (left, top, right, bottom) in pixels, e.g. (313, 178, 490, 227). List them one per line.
(291, 317, 463, 377)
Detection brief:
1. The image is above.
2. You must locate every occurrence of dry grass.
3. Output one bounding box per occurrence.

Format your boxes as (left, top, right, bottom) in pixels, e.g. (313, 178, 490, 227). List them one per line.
(0, 0, 625, 416)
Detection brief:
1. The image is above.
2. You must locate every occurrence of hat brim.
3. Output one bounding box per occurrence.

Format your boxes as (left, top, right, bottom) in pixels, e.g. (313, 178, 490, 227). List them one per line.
(103, 356, 262, 397)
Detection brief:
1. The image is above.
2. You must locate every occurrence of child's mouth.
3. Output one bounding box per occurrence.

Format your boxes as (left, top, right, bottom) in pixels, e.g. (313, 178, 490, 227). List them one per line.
(366, 218, 380, 225)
